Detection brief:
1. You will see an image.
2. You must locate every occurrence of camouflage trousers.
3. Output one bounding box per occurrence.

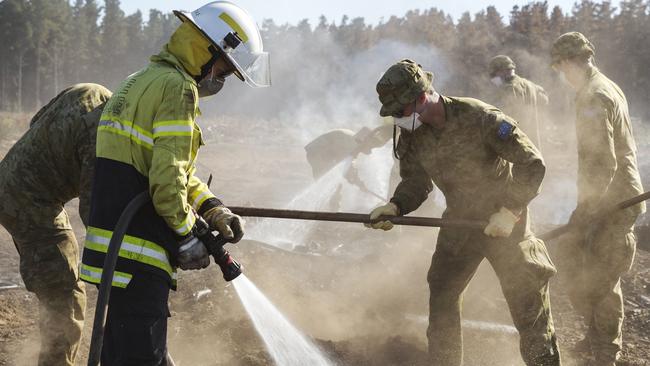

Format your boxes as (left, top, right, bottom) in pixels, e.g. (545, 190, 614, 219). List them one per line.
(556, 212, 637, 365)
(427, 228, 561, 366)
(0, 207, 86, 366)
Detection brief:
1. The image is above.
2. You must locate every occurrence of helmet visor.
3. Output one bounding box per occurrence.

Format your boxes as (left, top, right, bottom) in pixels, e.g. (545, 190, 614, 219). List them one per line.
(227, 49, 271, 88)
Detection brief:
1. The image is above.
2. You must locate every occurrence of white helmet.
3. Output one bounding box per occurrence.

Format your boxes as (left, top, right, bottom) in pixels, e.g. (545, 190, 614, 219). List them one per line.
(174, 1, 271, 88)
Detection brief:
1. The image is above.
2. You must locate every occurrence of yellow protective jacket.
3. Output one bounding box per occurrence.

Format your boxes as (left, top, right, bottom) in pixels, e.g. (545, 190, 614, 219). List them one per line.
(81, 23, 221, 288)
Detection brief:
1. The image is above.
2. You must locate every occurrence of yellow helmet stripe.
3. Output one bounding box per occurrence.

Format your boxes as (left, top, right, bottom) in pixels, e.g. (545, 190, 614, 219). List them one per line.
(219, 12, 249, 43)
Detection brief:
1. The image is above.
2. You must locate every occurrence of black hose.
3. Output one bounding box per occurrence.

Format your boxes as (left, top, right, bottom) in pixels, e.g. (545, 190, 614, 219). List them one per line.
(87, 191, 151, 366)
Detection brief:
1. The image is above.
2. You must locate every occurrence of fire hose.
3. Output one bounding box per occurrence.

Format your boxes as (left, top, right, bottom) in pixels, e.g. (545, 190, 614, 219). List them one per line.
(87, 192, 241, 366)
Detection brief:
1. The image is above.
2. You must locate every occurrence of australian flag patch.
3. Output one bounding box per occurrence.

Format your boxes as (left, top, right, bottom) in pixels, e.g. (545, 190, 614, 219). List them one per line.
(497, 121, 514, 140)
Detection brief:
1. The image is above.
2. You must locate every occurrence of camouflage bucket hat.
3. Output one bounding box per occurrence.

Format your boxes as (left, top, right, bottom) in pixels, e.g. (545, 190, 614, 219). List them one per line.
(551, 32, 595, 65)
(488, 55, 516, 76)
(376, 59, 434, 117)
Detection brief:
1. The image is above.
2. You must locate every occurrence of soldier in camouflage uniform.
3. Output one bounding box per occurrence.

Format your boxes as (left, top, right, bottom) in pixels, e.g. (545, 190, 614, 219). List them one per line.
(366, 59, 561, 365)
(488, 55, 549, 149)
(551, 32, 645, 365)
(305, 125, 394, 210)
(0, 83, 112, 366)
(304, 126, 392, 180)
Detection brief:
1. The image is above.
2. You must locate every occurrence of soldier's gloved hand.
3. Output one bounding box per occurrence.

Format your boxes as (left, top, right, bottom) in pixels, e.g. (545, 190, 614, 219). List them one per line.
(202, 206, 244, 243)
(344, 164, 362, 186)
(569, 203, 599, 228)
(484, 207, 519, 238)
(365, 202, 399, 231)
(177, 235, 210, 270)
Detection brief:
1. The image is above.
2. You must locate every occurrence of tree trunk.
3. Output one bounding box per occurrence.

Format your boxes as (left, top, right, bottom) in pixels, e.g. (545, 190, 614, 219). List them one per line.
(54, 50, 59, 93)
(35, 47, 41, 108)
(17, 52, 24, 113)
(1, 63, 6, 111)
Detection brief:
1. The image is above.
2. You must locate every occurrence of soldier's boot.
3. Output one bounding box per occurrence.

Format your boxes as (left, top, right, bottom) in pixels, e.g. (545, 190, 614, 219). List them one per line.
(512, 282, 561, 366)
(590, 232, 636, 366)
(592, 362, 616, 366)
(36, 281, 86, 366)
(569, 336, 596, 366)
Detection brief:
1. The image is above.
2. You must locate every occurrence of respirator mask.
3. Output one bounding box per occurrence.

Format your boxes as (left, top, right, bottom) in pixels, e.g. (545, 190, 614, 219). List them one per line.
(393, 113, 423, 130)
(490, 76, 503, 86)
(197, 72, 226, 98)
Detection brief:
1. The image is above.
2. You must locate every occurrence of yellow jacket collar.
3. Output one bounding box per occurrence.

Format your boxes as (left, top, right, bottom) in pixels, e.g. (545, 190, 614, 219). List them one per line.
(151, 22, 214, 79)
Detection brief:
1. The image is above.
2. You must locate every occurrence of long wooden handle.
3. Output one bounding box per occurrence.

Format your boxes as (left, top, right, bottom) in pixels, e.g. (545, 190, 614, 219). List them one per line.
(539, 191, 650, 241)
(228, 206, 487, 229)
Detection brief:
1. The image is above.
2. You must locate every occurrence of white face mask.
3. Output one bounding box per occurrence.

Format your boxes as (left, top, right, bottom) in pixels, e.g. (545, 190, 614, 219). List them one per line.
(490, 76, 503, 86)
(393, 113, 422, 130)
(558, 71, 570, 86)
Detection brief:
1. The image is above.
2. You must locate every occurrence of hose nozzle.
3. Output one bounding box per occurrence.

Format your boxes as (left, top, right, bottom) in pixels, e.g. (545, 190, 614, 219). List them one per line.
(194, 216, 243, 282)
(215, 250, 242, 281)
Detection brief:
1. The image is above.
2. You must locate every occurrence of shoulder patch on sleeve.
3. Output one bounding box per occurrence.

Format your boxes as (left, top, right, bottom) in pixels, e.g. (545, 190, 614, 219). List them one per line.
(497, 120, 514, 140)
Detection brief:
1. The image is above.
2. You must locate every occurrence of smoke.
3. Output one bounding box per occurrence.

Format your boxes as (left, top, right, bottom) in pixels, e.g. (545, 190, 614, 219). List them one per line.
(3, 17, 650, 366)
(200, 35, 450, 146)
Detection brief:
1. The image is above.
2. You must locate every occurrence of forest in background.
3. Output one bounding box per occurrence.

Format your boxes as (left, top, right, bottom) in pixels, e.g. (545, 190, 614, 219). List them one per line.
(1, 0, 649, 120)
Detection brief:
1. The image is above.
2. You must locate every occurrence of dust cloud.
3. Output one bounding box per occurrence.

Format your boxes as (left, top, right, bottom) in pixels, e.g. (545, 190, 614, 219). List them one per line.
(170, 32, 571, 366)
(2, 16, 650, 366)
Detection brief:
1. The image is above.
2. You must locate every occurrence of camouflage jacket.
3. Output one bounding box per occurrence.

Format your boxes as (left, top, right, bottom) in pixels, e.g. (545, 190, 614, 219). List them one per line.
(493, 75, 548, 144)
(305, 124, 394, 179)
(574, 67, 645, 216)
(0, 83, 111, 227)
(391, 96, 545, 221)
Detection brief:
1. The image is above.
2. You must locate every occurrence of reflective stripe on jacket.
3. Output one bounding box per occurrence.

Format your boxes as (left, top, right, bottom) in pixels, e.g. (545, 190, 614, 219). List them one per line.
(82, 27, 221, 288)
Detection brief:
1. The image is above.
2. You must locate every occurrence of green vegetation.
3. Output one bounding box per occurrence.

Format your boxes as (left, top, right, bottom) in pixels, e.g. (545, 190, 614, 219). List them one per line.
(1, 1, 649, 119)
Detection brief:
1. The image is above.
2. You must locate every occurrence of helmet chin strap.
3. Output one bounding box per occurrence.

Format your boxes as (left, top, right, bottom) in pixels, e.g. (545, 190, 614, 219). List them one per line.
(197, 46, 228, 98)
(196, 45, 221, 83)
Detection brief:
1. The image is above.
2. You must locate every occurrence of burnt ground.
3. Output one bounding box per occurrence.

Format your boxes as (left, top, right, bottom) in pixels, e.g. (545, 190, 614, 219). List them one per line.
(0, 114, 649, 365)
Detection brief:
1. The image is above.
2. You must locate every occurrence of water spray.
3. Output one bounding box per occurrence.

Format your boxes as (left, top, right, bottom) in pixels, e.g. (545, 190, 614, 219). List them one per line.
(233, 274, 334, 366)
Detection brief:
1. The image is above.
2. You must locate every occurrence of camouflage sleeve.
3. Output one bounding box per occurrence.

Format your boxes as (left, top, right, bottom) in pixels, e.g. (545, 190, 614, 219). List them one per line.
(482, 112, 546, 212)
(576, 95, 616, 210)
(29, 86, 74, 127)
(77, 132, 96, 226)
(373, 124, 395, 145)
(536, 85, 549, 105)
(499, 84, 522, 115)
(77, 106, 104, 226)
(357, 124, 394, 152)
(389, 131, 434, 214)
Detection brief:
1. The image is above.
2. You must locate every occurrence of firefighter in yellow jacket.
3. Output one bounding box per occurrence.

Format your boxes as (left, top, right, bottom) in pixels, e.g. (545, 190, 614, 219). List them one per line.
(80, 2, 270, 364)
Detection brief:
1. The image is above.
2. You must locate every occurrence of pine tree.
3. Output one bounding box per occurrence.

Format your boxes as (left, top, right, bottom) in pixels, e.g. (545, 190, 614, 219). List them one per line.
(100, 0, 127, 87)
(0, 0, 33, 111)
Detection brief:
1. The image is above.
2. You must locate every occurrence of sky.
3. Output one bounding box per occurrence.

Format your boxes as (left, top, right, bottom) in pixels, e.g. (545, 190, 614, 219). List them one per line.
(120, 0, 578, 26)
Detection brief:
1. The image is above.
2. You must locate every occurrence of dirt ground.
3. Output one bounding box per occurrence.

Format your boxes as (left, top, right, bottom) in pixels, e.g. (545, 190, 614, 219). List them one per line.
(1, 114, 649, 366)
